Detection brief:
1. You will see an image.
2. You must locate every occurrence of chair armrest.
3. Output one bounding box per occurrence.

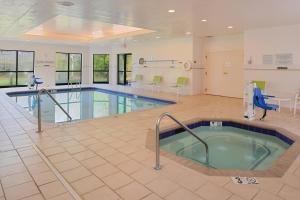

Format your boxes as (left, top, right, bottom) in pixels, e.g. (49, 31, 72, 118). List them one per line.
(263, 95, 275, 99)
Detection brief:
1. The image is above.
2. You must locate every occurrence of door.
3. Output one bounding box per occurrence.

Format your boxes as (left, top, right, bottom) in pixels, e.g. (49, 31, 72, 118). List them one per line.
(204, 50, 244, 98)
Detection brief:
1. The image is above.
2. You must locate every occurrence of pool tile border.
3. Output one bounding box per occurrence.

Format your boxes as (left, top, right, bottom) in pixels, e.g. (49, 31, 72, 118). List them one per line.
(146, 117, 300, 177)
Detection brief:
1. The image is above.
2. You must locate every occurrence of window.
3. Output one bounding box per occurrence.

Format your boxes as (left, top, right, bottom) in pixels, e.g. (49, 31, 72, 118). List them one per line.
(0, 50, 34, 87)
(55, 53, 82, 85)
(117, 53, 132, 85)
(93, 54, 109, 83)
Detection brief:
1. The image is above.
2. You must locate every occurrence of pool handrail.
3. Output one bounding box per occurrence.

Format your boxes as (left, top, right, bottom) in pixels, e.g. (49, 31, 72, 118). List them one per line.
(37, 89, 72, 133)
(154, 112, 209, 170)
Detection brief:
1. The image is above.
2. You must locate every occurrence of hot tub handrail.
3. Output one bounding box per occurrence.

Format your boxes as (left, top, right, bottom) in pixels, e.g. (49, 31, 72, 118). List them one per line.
(154, 112, 209, 170)
(37, 89, 72, 133)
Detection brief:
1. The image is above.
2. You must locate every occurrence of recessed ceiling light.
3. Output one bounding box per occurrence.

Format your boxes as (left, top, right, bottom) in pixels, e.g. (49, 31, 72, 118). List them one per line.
(201, 19, 207, 22)
(185, 32, 192, 35)
(168, 9, 175, 13)
(56, 1, 74, 7)
(227, 26, 233, 29)
(155, 36, 161, 39)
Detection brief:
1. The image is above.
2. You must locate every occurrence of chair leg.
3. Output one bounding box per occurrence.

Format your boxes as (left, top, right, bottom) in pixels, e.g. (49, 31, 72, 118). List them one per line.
(260, 109, 267, 120)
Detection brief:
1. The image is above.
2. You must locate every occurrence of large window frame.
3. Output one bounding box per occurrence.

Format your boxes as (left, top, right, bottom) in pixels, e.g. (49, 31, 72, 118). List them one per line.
(117, 53, 132, 85)
(55, 52, 82, 85)
(93, 54, 109, 84)
(0, 50, 35, 88)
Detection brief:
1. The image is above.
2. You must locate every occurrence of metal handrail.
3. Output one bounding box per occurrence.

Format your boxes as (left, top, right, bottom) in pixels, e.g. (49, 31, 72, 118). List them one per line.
(37, 89, 72, 133)
(154, 112, 209, 170)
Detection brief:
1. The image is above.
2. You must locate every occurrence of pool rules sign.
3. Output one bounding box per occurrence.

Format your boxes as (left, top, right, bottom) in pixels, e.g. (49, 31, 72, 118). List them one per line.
(231, 177, 259, 185)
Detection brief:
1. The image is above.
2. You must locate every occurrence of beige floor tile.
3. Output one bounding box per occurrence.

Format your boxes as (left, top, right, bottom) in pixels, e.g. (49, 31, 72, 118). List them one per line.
(2, 171, 33, 188)
(48, 152, 72, 163)
(131, 168, 160, 184)
(62, 166, 91, 182)
(105, 153, 130, 165)
(175, 171, 207, 191)
(32, 171, 57, 186)
(91, 163, 119, 178)
(71, 175, 104, 195)
(205, 176, 231, 187)
(294, 167, 300, 177)
(21, 194, 45, 200)
(278, 185, 300, 200)
(80, 138, 99, 146)
(87, 142, 109, 152)
(117, 145, 140, 155)
(142, 193, 163, 200)
(256, 178, 284, 194)
(26, 162, 50, 175)
(253, 191, 283, 200)
(65, 145, 86, 154)
(47, 192, 74, 200)
(102, 172, 133, 189)
(54, 159, 81, 172)
(283, 174, 300, 190)
(72, 150, 97, 161)
(18, 148, 38, 158)
(22, 155, 43, 166)
(224, 182, 259, 200)
(129, 151, 153, 162)
(195, 183, 232, 200)
(81, 156, 106, 169)
(39, 181, 66, 199)
(117, 159, 143, 174)
(95, 147, 118, 157)
(116, 181, 151, 200)
(83, 186, 119, 200)
(4, 181, 39, 200)
(228, 195, 245, 200)
(165, 188, 203, 200)
(43, 147, 65, 156)
(0, 156, 22, 168)
(60, 140, 80, 148)
(146, 178, 179, 197)
(0, 163, 27, 178)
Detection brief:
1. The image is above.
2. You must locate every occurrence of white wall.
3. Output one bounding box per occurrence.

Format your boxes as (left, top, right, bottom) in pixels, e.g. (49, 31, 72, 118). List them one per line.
(244, 24, 300, 99)
(0, 40, 89, 87)
(90, 37, 198, 95)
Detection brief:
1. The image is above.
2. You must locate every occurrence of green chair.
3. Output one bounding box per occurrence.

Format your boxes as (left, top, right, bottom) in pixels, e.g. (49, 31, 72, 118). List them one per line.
(176, 77, 188, 87)
(252, 80, 266, 93)
(149, 75, 162, 92)
(129, 74, 143, 90)
(172, 77, 189, 100)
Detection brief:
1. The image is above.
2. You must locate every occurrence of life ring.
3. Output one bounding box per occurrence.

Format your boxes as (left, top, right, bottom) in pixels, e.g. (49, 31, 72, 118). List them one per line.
(184, 61, 192, 71)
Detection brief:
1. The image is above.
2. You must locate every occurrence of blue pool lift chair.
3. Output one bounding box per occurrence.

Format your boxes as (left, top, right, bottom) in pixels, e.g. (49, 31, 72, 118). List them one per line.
(32, 74, 44, 90)
(253, 87, 279, 120)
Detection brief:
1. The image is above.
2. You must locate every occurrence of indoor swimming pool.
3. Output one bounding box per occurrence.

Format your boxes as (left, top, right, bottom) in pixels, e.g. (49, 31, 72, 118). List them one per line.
(160, 122, 292, 171)
(7, 87, 174, 123)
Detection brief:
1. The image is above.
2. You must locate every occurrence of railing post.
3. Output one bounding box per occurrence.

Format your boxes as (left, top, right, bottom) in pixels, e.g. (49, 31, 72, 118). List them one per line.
(37, 91, 42, 133)
(154, 112, 209, 170)
(154, 116, 162, 170)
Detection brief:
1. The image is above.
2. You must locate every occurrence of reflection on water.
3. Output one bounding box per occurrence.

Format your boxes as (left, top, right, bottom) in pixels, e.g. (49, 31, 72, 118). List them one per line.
(10, 90, 169, 123)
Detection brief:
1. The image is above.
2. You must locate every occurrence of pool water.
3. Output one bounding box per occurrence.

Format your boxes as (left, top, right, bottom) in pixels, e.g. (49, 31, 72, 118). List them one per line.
(8, 88, 172, 123)
(160, 126, 290, 170)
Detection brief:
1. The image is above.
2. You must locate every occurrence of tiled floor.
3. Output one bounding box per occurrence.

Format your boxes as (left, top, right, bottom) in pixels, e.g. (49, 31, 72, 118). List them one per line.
(0, 87, 300, 200)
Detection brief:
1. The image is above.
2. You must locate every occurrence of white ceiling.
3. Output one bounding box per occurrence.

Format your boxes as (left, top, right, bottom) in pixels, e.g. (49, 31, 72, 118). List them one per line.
(1, 0, 300, 44)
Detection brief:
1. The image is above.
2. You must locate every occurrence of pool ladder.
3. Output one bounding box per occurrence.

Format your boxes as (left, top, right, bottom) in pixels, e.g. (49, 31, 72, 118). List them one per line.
(154, 112, 209, 170)
(37, 89, 72, 133)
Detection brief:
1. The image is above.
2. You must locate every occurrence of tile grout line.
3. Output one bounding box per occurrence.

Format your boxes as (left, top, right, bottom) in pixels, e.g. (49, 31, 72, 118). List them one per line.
(32, 144, 82, 200)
